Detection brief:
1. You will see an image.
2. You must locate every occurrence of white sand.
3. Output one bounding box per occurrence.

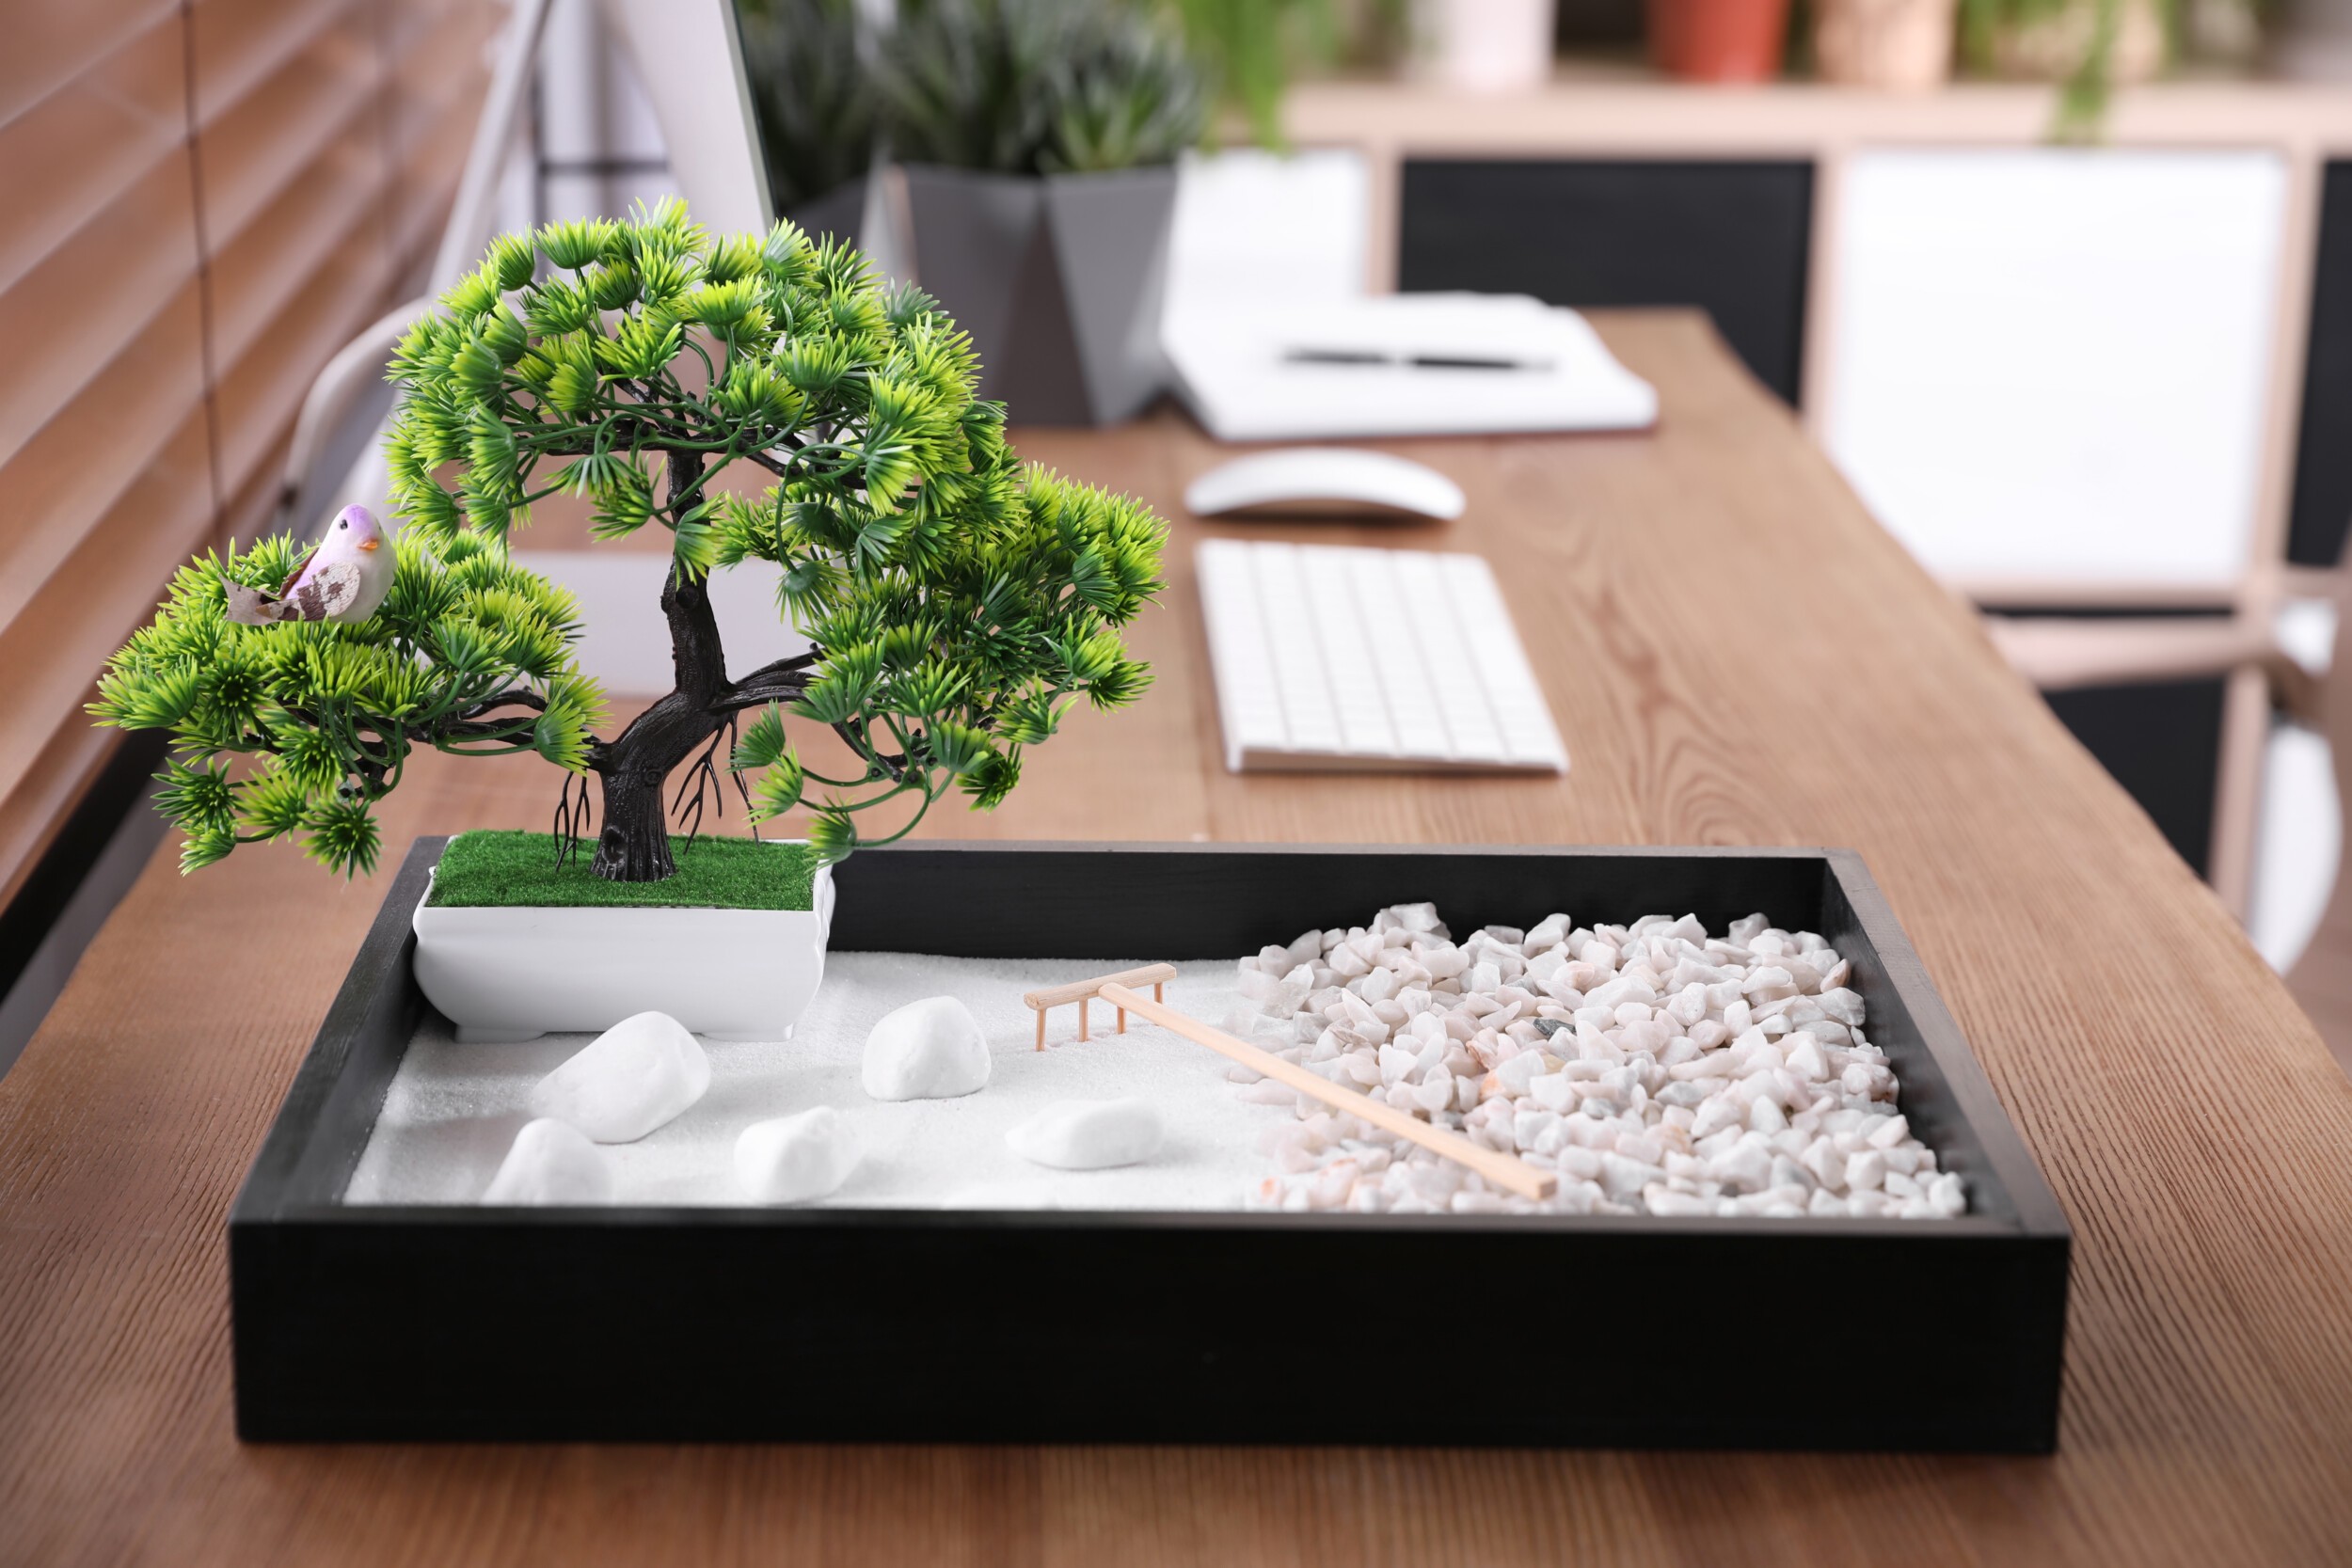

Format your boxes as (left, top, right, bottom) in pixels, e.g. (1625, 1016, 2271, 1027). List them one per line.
(345, 953, 1289, 1210)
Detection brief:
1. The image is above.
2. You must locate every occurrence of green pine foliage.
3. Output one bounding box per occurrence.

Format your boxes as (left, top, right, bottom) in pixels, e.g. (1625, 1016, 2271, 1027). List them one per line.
(96, 198, 1165, 879)
(92, 533, 600, 877)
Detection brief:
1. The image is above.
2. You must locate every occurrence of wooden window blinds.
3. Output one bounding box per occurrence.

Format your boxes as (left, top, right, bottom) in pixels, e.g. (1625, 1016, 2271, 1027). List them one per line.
(0, 0, 501, 912)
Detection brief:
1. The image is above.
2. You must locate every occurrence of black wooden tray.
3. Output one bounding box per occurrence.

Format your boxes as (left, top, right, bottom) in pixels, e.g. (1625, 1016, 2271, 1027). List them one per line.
(230, 839, 2071, 1449)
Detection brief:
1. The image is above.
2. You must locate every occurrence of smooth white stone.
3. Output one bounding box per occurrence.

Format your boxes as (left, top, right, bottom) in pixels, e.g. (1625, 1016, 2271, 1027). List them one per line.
(529, 1010, 710, 1143)
(862, 994, 991, 1101)
(734, 1106, 863, 1203)
(482, 1118, 614, 1204)
(1006, 1098, 1164, 1169)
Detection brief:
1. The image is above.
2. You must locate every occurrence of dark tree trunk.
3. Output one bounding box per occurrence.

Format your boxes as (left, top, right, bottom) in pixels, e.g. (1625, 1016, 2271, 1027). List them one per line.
(588, 451, 729, 883)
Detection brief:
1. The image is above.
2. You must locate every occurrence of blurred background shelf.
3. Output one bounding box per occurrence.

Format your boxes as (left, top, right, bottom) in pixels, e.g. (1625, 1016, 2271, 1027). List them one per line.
(1269, 71, 2352, 945)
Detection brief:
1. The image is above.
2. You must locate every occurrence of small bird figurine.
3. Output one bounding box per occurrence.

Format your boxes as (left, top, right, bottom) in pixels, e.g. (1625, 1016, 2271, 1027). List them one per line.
(226, 505, 397, 626)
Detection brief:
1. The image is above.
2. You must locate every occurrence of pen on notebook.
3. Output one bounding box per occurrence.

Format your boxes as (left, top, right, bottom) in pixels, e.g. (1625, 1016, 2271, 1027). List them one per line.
(1281, 348, 1556, 372)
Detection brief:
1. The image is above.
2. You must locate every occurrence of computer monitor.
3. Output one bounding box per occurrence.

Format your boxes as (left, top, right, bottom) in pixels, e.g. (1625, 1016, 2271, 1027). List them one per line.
(598, 0, 774, 237)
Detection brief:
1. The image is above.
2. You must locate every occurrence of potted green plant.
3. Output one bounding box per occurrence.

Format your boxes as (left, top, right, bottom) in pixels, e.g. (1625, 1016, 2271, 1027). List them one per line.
(1165, 0, 1367, 147)
(736, 0, 879, 244)
(877, 0, 1210, 425)
(93, 200, 1165, 1039)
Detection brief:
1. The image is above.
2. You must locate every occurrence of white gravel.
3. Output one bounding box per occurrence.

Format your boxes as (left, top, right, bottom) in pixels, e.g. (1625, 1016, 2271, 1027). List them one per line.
(1231, 904, 1966, 1220)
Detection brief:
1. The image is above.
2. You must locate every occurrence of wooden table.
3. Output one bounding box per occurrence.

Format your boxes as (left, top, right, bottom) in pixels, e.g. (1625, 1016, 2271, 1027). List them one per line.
(6, 313, 2350, 1566)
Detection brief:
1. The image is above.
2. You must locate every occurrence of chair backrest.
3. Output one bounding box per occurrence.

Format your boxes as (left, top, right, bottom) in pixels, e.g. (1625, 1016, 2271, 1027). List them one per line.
(2284, 565, 2352, 1067)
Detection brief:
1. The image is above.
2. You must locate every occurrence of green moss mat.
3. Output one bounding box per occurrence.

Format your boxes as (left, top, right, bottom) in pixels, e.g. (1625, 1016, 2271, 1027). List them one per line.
(427, 831, 819, 911)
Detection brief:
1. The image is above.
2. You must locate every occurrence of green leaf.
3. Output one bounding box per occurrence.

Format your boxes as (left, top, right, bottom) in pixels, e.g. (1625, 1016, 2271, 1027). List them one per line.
(587, 260, 639, 311)
(680, 277, 759, 325)
(450, 333, 502, 397)
(482, 306, 530, 365)
(1086, 654, 1153, 709)
(155, 756, 236, 832)
(301, 795, 382, 878)
(996, 687, 1069, 746)
(791, 641, 882, 725)
(538, 217, 618, 271)
(803, 804, 855, 863)
(237, 763, 311, 839)
(731, 704, 789, 771)
(748, 749, 806, 822)
(672, 504, 722, 584)
(526, 277, 598, 338)
(546, 358, 599, 416)
(588, 461, 656, 539)
(960, 745, 1021, 809)
(927, 720, 992, 776)
(178, 828, 234, 875)
(490, 233, 537, 292)
(441, 263, 501, 318)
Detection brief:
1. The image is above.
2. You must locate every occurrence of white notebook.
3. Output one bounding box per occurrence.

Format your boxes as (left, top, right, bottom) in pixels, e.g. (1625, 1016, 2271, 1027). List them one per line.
(1165, 293, 1658, 443)
(1197, 540, 1570, 775)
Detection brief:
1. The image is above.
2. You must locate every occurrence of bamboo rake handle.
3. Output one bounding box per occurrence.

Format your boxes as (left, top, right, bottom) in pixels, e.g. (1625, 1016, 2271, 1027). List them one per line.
(1095, 984, 1556, 1202)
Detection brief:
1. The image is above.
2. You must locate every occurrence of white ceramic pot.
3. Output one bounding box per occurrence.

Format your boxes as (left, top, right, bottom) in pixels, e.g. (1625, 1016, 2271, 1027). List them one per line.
(410, 858, 834, 1043)
(1413, 0, 1559, 93)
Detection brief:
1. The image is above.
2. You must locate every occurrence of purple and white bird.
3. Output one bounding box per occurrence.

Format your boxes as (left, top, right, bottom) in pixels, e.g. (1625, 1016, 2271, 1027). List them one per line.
(226, 505, 396, 626)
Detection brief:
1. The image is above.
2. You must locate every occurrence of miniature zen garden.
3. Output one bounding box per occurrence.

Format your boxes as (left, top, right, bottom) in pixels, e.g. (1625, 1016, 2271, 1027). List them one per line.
(94, 202, 1963, 1222)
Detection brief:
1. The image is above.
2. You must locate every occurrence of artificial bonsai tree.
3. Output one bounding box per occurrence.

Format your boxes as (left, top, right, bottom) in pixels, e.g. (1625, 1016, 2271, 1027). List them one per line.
(94, 199, 1165, 883)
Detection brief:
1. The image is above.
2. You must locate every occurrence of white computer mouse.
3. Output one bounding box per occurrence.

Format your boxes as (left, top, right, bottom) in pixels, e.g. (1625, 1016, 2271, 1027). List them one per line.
(1184, 448, 1466, 523)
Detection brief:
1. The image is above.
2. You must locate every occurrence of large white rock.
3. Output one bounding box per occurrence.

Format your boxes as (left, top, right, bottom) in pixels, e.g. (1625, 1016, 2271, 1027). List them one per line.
(529, 1009, 710, 1143)
(862, 995, 991, 1101)
(482, 1118, 615, 1205)
(734, 1106, 863, 1204)
(1005, 1098, 1164, 1169)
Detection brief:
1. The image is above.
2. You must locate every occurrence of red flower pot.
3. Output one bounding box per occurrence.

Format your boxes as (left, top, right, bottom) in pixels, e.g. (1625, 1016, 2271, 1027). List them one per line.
(1648, 0, 1792, 82)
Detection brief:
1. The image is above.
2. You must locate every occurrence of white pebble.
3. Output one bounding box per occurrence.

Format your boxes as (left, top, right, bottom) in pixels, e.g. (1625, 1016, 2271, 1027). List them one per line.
(862, 995, 991, 1101)
(482, 1118, 614, 1205)
(1007, 1099, 1164, 1169)
(734, 1106, 863, 1203)
(528, 1010, 709, 1142)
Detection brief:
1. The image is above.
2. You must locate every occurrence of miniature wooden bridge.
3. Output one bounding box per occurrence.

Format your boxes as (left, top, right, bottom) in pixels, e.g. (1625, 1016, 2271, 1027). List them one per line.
(1021, 963, 1175, 1049)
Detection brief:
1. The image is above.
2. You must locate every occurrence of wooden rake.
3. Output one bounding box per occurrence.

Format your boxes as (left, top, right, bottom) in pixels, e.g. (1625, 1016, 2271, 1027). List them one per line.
(1023, 966, 1556, 1202)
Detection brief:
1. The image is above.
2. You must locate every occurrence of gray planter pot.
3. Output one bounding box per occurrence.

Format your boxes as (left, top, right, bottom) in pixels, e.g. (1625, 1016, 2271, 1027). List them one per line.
(899, 162, 1177, 427)
(787, 175, 868, 250)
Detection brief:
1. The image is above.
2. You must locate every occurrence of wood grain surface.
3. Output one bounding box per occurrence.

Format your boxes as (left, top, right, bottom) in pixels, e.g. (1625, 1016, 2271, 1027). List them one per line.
(5, 313, 2350, 1566)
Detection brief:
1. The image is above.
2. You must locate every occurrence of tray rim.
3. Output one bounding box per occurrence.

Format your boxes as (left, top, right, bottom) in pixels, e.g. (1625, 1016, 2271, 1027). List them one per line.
(230, 836, 2071, 1245)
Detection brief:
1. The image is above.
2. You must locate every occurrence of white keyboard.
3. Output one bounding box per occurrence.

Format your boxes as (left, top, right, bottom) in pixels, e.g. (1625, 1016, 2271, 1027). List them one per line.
(1197, 540, 1570, 774)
